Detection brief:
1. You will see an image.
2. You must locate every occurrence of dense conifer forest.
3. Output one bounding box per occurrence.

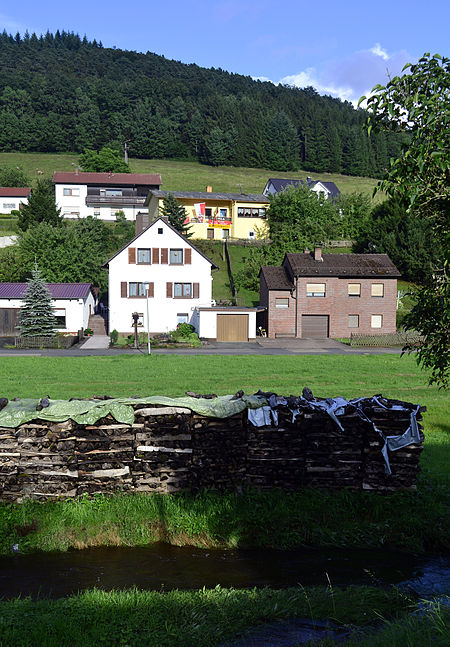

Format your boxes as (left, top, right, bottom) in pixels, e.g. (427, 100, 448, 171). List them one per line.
(0, 30, 406, 176)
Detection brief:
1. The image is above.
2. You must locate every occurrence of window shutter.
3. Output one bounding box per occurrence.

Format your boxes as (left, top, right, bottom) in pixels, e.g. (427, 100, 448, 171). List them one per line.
(152, 248, 159, 264)
(148, 282, 154, 298)
(185, 248, 192, 264)
(161, 248, 168, 264)
(166, 282, 172, 298)
(128, 247, 136, 264)
(121, 282, 127, 298)
(193, 282, 199, 298)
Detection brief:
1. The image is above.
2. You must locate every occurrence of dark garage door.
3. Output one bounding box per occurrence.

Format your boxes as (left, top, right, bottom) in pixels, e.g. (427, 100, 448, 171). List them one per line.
(0, 308, 20, 335)
(301, 315, 329, 338)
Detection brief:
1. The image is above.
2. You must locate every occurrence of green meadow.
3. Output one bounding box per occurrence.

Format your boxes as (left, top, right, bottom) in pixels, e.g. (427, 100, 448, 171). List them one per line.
(0, 151, 380, 197)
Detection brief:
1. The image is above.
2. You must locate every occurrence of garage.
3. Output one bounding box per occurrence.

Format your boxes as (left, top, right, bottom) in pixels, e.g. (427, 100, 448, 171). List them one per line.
(301, 314, 329, 338)
(217, 314, 248, 341)
(0, 308, 20, 335)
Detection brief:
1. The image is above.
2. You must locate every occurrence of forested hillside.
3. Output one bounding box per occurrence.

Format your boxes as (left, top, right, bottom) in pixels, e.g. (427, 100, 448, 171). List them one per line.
(0, 30, 406, 176)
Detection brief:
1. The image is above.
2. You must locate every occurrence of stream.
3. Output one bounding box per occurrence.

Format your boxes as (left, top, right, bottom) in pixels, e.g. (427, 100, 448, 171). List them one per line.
(1, 543, 449, 600)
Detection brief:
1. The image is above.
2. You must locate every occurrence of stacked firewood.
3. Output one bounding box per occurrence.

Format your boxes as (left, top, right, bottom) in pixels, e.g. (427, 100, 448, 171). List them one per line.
(191, 412, 246, 491)
(0, 425, 20, 501)
(133, 406, 192, 494)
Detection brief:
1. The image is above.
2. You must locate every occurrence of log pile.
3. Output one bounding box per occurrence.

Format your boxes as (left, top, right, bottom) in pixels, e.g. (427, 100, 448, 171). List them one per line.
(133, 406, 192, 494)
(0, 396, 425, 501)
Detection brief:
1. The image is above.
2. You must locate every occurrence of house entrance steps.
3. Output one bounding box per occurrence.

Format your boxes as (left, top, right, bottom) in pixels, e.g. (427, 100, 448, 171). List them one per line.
(79, 334, 110, 350)
(87, 314, 108, 335)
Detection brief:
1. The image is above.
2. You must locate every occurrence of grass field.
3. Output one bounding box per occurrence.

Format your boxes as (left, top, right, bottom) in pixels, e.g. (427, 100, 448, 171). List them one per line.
(0, 151, 380, 197)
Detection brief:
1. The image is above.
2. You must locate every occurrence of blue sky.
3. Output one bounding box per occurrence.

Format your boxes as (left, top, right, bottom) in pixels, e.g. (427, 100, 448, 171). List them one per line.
(1, 1, 448, 104)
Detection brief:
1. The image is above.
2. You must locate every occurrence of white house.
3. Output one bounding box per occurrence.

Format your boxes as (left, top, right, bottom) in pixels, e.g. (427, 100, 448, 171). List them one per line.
(103, 217, 218, 335)
(53, 171, 162, 221)
(263, 178, 340, 200)
(0, 283, 96, 336)
(0, 187, 31, 214)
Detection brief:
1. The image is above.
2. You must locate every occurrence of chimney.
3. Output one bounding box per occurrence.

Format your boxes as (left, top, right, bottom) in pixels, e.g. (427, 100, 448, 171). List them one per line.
(206, 185, 212, 193)
(135, 212, 149, 235)
(314, 246, 323, 262)
(75, 167, 79, 175)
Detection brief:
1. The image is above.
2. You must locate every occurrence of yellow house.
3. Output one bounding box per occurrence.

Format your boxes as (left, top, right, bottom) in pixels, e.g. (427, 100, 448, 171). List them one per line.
(145, 188, 269, 240)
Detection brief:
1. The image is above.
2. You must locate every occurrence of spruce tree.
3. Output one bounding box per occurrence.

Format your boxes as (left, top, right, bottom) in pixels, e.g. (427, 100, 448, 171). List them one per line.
(17, 179, 62, 231)
(18, 265, 57, 336)
(159, 194, 192, 237)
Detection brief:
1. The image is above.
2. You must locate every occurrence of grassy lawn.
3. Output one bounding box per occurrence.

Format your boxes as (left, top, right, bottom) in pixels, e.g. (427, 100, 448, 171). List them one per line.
(1, 585, 434, 647)
(0, 151, 380, 197)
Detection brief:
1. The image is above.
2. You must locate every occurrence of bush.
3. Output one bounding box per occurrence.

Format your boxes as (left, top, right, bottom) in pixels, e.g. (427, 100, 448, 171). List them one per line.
(174, 323, 195, 338)
(110, 329, 119, 344)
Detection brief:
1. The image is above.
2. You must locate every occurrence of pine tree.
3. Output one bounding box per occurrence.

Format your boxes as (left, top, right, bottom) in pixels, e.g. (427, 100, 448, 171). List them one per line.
(159, 193, 192, 237)
(18, 265, 57, 336)
(17, 179, 62, 231)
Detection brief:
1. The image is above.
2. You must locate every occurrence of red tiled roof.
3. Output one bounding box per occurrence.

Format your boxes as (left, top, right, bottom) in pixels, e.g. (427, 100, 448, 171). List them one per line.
(0, 283, 92, 299)
(0, 187, 31, 197)
(52, 172, 161, 186)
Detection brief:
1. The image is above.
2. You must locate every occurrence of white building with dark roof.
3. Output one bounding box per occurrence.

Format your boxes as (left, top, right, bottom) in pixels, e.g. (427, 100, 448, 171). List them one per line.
(53, 171, 162, 221)
(263, 178, 340, 200)
(0, 187, 31, 214)
(0, 283, 96, 336)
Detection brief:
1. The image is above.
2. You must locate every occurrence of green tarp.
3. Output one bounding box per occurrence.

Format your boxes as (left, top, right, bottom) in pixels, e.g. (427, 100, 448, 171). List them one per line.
(0, 395, 268, 428)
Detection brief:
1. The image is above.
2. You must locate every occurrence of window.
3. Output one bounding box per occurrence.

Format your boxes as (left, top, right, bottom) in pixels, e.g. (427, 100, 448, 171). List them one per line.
(177, 313, 189, 324)
(174, 283, 192, 297)
(248, 231, 255, 238)
(53, 308, 66, 328)
(3, 203, 15, 209)
(207, 228, 214, 240)
(222, 229, 230, 239)
(63, 188, 80, 196)
(348, 314, 359, 328)
(63, 210, 80, 217)
(371, 314, 383, 328)
(93, 210, 100, 217)
(110, 208, 123, 217)
(306, 283, 326, 297)
(100, 188, 122, 197)
(137, 248, 151, 264)
(276, 298, 289, 308)
(348, 283, 361, 297)
(170, 249, 183, 264)
(219, 208, 228, 220)
(238, 207, 267, 218)
(371, 283, 384, 297)
(129, 282, 147, 297)
(158, 227, 163, 234)
(205, 208, 212, 218)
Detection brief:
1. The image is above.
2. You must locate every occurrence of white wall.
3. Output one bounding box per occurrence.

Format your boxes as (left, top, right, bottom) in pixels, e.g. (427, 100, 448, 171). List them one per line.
(0, 293, 95, 334)
(1, 197, 28, 214)
(55, 183, 147, 221)
(108, 219, 214, 334)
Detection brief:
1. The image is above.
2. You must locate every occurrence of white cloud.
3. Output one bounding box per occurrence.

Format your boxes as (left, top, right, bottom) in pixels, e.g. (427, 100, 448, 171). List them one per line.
(277, 45, 412, 106)
(251, 75, 273, 83)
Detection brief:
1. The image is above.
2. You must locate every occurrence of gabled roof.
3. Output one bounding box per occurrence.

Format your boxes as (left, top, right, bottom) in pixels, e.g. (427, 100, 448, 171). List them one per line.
(53, 172, 162, 186)
(259, 266, 293, 290)
(265, 178, 340, 198)
(0, 283, 93, 299)
(102, 217, 219, 269)
(0, 187, 31, 197)
(147, 189, 268, 204)
(284, 253, 401, 278)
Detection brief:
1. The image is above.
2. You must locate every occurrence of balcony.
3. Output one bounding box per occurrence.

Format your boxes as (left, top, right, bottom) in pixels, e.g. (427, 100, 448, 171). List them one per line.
(86, 196, 147, 206)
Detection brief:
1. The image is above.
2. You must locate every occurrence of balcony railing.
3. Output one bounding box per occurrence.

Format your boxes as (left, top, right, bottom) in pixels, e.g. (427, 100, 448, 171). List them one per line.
(86, 196, 147, 206)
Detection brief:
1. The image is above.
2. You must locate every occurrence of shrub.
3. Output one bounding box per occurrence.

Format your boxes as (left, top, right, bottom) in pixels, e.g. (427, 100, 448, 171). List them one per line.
(110, 329, 119, 344)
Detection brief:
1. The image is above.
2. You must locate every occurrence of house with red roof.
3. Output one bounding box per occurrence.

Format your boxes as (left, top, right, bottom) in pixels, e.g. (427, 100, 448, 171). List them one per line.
(53, 171, 162, 221)
(0, 283, 96, 336)
(260, 247, 400, 338)
(0, 187, 31, 214)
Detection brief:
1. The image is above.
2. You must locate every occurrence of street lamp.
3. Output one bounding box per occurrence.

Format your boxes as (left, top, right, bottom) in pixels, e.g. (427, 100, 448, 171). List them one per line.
(143, 282, 151, 355)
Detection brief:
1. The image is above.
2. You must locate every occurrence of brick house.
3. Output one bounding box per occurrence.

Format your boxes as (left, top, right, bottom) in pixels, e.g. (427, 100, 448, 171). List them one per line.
(260, 247, 401, 338)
